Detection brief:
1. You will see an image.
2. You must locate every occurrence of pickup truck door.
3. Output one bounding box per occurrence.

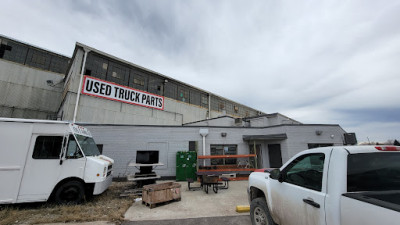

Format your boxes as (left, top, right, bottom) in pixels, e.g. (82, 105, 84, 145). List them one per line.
(269, 153, 326, 225)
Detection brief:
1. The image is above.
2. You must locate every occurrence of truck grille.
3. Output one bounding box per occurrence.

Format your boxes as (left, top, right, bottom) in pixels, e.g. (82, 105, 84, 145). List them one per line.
(107, 164, 112, 176)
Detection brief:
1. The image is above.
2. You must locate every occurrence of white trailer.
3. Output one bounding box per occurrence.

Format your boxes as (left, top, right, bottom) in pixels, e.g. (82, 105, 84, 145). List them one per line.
(0, 118, 114, 204)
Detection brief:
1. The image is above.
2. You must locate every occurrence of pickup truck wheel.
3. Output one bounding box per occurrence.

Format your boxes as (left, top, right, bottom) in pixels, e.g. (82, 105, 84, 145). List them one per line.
(54, 180, 85, 204)
(250, 197, 276, 225)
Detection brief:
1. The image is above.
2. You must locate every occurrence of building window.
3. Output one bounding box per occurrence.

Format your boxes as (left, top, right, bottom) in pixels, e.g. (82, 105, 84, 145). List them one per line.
(85, 53, 108, 80)
(26, 49, 51, 70)
(164, 81, 177, 99)
(178, 87, 189, 102)
(49, 56, 69, 74)
(190, 90, 201, 106)
(148, 76, 163, 95)
(133, 77, 145, 86)
(32, 136, 63, 159)
(210, 145, 237, 165)
(31, 52, 46, 66)
(112, 71, 121, 79)
(0, 43, 12, 58)
(219, 102, 225, 111)
(0, 40, 28, 64)
(189, 141, 197, 151)
(107, 62, 129, 85)
(129, 70, 148, 91)
(201, 95, 208, 107)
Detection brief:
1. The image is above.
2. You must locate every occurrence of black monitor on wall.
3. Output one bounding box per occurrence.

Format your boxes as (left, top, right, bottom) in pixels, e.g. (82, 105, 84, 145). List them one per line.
(136, 150, 159, 164)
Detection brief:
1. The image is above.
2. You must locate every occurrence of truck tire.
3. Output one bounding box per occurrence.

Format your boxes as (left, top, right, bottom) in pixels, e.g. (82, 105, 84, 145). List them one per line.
(54, 180, 85, 204)
(250, 197, 276, 225)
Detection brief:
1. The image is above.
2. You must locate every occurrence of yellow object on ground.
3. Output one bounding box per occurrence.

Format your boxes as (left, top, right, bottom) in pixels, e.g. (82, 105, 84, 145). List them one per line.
(236, 205, 250, 213)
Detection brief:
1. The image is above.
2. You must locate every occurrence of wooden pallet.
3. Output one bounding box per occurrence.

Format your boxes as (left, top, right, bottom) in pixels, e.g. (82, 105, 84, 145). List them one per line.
(142, 197, 181, 209)
(120, 188, 143, 198)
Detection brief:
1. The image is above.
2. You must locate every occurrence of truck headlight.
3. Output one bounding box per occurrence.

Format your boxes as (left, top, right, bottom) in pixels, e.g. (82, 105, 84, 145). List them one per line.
(103, 167, 107, 177)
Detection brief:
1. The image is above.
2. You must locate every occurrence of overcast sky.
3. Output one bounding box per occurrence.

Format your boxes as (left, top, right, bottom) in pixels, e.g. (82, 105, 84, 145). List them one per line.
(1, 0, 399, 142)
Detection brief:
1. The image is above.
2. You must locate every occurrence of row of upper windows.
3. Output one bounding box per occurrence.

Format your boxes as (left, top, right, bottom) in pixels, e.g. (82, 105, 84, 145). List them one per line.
(0, 38, 69, 74)
(84, 52, 258, 117)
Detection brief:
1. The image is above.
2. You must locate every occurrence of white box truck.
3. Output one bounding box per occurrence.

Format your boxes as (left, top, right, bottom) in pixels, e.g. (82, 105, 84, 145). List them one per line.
(0, 118, 114, 204)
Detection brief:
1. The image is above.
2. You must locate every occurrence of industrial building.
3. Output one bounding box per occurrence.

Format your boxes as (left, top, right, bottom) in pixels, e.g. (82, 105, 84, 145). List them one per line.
(0, 34, 355, 178)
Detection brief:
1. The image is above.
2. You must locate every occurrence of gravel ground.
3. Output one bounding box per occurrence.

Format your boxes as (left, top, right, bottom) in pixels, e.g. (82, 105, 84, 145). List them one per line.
(0, 182, 135, 225)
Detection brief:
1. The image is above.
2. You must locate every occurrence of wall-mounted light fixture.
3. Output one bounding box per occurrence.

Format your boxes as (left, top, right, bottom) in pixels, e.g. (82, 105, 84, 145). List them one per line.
(221, 132, 227, 137)
(315, 130, 323, 136)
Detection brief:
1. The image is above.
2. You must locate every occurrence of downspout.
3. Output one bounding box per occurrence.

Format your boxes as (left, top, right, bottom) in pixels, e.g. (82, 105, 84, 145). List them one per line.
(253, 140, 258, 169)
(199, 129, 209, 166)
(72, 48, 90, 123)
(208, 93, 211, 119)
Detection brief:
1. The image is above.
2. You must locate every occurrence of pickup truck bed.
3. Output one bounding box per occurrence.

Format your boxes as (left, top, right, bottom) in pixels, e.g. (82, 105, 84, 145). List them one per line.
(343, 191, 400, 213)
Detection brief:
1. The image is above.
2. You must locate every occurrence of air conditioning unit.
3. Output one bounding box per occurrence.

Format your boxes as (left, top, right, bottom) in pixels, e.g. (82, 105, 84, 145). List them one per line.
(344, 133, 357, 145)
(235, 118, 243, 125)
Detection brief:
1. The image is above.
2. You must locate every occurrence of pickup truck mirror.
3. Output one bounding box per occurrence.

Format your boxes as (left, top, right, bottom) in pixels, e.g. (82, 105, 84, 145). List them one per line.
(269, 169, 281, 180)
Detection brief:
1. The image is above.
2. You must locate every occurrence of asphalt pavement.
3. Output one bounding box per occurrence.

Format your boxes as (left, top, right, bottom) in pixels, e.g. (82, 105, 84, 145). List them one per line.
(122, 215, 251, 225)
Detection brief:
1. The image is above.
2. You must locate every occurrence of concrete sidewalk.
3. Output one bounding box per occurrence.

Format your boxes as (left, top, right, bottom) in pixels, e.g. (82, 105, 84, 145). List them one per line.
(124, 180, 250, 221)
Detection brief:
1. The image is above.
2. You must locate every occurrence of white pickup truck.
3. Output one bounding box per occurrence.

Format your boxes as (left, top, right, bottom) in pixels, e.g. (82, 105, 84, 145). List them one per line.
(248, 146, 400, 225)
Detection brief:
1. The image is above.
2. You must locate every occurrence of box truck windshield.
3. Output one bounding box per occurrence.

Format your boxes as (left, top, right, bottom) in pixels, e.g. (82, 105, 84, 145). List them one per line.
(74, 134, 100, 156)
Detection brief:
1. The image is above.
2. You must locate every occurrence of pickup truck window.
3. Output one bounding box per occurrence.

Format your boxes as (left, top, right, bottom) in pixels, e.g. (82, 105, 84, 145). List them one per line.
(283, 153, 325, 191)
(348, 153, 400, 192)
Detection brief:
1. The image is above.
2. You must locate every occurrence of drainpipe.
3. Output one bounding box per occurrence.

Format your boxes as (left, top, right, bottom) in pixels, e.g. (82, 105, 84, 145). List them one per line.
(208, 94, 211, 119)
(199, 129, 209, 166)
(72, 48, 90, 123)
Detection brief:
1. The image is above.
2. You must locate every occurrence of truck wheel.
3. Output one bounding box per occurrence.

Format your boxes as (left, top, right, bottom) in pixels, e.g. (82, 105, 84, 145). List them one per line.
(54, 180, 85, 204)
(250, 197, 276, 225)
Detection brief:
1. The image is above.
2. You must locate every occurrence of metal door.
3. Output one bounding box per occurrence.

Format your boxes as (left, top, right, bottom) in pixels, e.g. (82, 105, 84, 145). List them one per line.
(268, 144, 283, 168)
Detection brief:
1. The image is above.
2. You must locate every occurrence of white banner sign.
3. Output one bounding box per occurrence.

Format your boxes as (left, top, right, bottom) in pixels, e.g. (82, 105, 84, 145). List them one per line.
(70, 124, 92, 137)
(81, 76, 164, 110)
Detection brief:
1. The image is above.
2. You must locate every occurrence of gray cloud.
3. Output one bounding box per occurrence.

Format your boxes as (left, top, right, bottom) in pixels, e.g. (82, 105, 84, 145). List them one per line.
(1, 0, 399, 142)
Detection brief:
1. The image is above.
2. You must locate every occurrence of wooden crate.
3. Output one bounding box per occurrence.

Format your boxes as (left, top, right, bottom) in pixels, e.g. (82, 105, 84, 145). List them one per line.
(142, 182, 181, 208)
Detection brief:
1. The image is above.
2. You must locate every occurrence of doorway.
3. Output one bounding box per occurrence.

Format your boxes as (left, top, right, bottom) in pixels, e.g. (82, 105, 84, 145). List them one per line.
(268, 144, 282, 168)
(249, 144, 263, 168)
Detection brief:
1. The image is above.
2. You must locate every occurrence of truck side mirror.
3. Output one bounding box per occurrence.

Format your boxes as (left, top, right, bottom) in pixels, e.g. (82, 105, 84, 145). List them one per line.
(269, 169, 281, 180)
(59, 134, 69, 165)
(278, 173, 284, 183)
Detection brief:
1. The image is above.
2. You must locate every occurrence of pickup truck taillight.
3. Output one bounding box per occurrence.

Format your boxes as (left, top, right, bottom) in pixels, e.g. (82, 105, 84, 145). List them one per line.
(375, 146, 400, 151)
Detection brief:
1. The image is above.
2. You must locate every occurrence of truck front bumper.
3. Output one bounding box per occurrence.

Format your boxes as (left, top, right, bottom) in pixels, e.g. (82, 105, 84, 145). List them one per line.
(93, 175, 113, 195)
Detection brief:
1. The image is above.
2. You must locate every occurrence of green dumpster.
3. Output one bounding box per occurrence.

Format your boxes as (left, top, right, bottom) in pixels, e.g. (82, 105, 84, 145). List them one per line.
(176, 151, 197, 181)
